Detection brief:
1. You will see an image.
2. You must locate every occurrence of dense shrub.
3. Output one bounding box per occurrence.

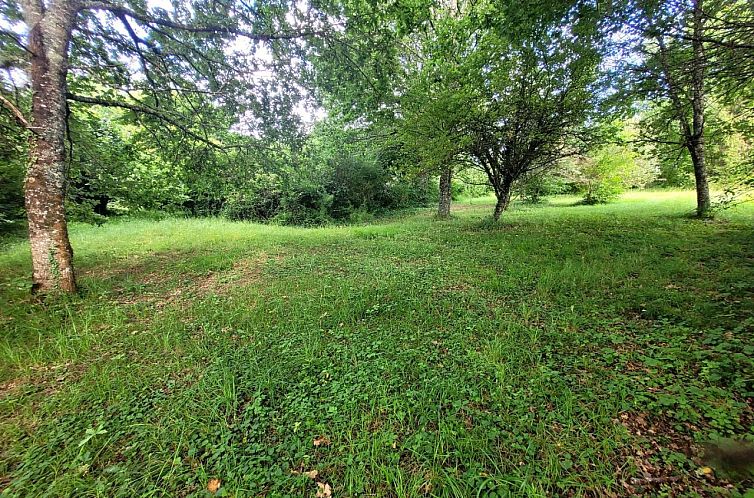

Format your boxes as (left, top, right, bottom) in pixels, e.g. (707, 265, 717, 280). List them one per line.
(389, 175, 436, 208)
(450, 180, 466, 200)
(517, 173, 569, 204)
(451, 170, 492, 200)
(581, 178, 624, 204)
(567, 144, 656, 205)
(0, 153, 25, 230)
(222, 172, 283, 221)
(0, 117, 27, 231)
(327, 155, 392, 218)
(277, 181, 333, 225)
(0, 113, 438, 228)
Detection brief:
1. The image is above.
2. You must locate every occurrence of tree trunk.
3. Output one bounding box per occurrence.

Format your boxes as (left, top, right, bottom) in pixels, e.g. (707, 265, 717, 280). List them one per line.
(492, 195, 507, 222)
(689, 140, 711, 217)
(437, 166, 452, 218)
(492, 177, 513, 221)
(23, 1, 79, 293)
(690, 0, 711, 217)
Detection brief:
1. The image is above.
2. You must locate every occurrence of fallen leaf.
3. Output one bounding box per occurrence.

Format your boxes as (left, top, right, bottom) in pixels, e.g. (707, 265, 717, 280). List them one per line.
(313, 435, 331, 447)
(316, 482, 332, 498)
(207, 478, 221, 494)
(291, 469, 319, 480)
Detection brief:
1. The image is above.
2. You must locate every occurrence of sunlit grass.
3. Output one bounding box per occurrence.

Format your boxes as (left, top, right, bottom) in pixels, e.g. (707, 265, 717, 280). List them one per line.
(1, 191, 753, 496)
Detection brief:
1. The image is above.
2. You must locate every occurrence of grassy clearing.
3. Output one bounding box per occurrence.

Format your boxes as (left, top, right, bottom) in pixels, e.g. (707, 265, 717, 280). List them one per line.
(1, 190, 753, 497)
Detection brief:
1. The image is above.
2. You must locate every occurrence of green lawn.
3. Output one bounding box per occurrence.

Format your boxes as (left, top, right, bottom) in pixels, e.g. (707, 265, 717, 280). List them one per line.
(1, 191, 754, 497)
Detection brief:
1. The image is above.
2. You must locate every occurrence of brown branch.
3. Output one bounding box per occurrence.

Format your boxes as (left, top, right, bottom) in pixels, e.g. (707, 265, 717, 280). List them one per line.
(655, 35, 693, 142)
(629, 476, 681, 486)
(79, 1, 325, 41)
(679, 33, 754, 50)
(66, 92, 232, 149)
(116, 13, 157, 86)
(0, 29, 32, 53)
(0, 93, 32, 130)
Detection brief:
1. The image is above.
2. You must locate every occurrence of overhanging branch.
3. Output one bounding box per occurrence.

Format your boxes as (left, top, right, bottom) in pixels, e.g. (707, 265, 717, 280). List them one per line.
(79, 1, 326, 41)
(0, 29, 32, 53)
(66, 92, 238, 150)
(0, 94, 32, 131)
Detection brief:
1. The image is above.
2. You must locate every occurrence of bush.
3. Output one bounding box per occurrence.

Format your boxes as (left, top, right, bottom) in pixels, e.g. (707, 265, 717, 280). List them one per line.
(327, 155, 391, 218)
(582, 178, 624, 204)
(0, 159, 25, 230)
(518, 173, 569, 204)
(386, 176, 435, 209)
(276, 182, 333, 226)
(451, 170, 492, 200)
(65, 202, 108, 226)
(347, 206, 375, 223)
(571, 144, 645, 204)
(450, 180, 466, 200)
(0, 120, 27, 231)
(222, 172, 283, 221)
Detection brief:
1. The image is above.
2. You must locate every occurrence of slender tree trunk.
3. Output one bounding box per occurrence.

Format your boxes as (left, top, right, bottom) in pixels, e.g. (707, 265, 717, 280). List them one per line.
(437, 166, 452, 218)
(689, 139, 710, 216)
(690, 0, 711, 217)
(23, 1, 78, 293)
(492, 196, 506, 221)
(655, 0, 711, 217)
(492, 180, 512, 222)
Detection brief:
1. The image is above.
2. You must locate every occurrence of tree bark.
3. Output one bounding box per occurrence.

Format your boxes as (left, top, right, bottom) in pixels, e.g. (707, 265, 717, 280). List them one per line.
(689, 0, 711, 217)
(689, 137, 710, 216)
(654, 0, 711, 217)
(492, 180, 512, 221)
(23, 0, 79, 293)
(437, 166, 452, 218)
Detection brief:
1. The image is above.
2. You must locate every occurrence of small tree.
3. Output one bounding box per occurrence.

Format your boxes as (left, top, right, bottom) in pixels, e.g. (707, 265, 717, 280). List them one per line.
(388, 9, 476, 218)
(574, 145, 635, 204)
(615, 0, 754, 216)
(568, 121, 658, 204)
(462, 14, 603, 221)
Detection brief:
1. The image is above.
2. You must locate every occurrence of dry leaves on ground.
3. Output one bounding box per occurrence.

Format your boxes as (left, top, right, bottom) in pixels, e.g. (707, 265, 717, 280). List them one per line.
(313, 435, 331, 447)
(207, 478, 221, 494)
(291, 469, 320, 480)
(316, 482, 332, 498)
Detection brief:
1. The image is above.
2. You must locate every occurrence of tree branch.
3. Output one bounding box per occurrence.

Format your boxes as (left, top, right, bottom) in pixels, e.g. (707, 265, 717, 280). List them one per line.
(66, 92, 234, 149)
(0, 29, 32, 53)
(79, 1, 325, 41)
(116, 13, 158, 88)
(0, 93, 32, 130)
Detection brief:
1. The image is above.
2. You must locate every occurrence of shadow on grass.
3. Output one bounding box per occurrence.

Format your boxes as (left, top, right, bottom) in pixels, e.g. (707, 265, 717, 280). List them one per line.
(0, 221, 28, 248)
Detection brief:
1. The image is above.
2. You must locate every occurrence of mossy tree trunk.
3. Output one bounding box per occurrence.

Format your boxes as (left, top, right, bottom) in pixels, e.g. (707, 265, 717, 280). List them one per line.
(22, 0, 79, 293)
(437, 166, 452, 218)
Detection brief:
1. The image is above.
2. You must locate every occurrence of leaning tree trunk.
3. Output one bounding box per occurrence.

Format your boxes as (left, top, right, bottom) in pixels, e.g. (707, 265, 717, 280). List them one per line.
(437, 166, 452, 218)
(23, 2, 78, 293)
(492, 179, 513, 222)
(492, 195, 508, 222)
(690, 0, 711, 217)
